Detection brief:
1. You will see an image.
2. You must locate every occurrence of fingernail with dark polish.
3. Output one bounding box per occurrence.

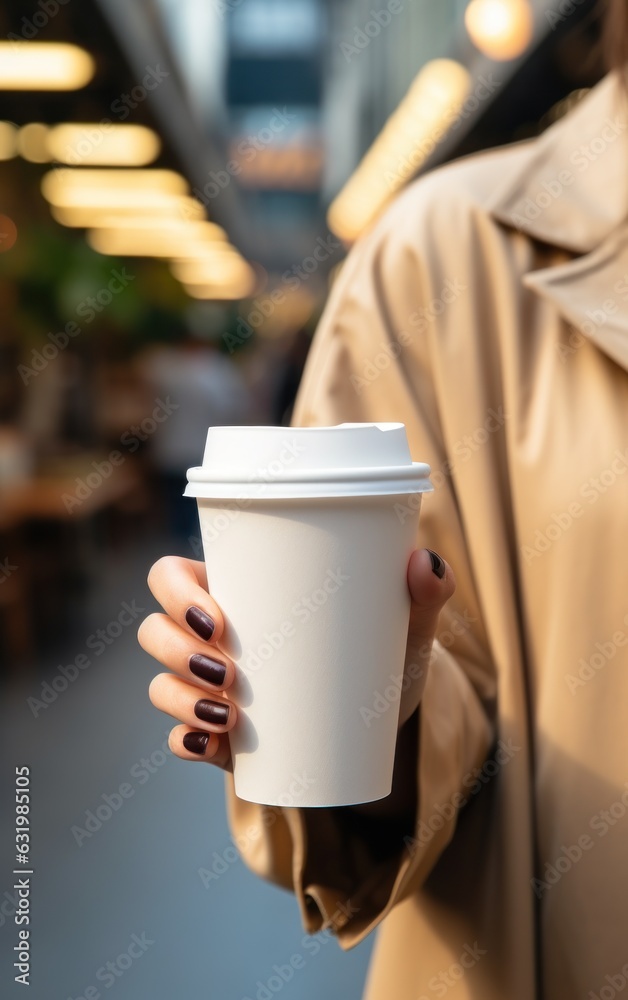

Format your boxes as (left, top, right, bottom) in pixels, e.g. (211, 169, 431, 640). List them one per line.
(427, 549, 446, 579)
(185, 606, 215, 640)
(183, 732, 210, 755)
(189, 653, 226, 686)
(194, 699, 230, 726)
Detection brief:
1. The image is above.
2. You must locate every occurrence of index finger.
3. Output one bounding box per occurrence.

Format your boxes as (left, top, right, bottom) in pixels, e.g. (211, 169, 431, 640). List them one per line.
(147, 555, 226, 644)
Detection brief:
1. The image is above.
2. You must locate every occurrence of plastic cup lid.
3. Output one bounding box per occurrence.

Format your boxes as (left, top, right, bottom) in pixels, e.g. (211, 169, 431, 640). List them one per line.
(184, 423, 433, 500)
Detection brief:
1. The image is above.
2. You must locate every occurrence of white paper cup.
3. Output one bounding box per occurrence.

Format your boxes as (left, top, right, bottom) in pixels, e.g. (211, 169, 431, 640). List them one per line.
(185, 423, 433, 807)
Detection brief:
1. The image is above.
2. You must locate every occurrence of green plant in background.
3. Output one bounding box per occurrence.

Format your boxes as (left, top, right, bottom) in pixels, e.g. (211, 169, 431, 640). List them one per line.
(0, 221, 192, 355)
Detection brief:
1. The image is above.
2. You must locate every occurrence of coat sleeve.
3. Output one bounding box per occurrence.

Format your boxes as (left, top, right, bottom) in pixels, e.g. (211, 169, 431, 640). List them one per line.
(223, 181, 497, 949)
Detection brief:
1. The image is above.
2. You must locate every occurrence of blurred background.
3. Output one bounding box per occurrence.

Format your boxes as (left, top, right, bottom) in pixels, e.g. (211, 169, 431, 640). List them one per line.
(0, 1, 609, 997)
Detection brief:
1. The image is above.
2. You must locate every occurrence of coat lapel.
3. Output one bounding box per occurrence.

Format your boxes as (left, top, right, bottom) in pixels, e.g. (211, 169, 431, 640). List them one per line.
(486, 72, 628, 254)
(484, 72, 628, 373)
(523, 226, 628, 374)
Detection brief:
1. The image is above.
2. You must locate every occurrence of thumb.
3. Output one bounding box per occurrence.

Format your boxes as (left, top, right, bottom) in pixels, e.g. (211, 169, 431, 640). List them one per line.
(406, 548, 456, 655)
(397, 548, 456, 730)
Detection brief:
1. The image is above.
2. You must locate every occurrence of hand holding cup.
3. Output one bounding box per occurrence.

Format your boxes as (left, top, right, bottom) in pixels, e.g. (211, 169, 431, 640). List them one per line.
(140, 423, 450, 807)
(139, 547, 455, 779)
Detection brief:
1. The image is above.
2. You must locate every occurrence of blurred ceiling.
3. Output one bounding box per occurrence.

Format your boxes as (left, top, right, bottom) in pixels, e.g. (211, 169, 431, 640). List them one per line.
(0, 0, 608, 304)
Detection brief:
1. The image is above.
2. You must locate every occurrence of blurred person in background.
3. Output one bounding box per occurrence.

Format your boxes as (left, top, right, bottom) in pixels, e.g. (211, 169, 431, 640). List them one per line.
(139, 325, 249, 542)
(139, 1, 628, 997)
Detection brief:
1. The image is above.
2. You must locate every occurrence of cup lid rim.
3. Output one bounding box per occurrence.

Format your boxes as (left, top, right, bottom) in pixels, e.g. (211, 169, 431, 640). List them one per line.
(184, 462, 433, 500)
(185, 422, 433, 499)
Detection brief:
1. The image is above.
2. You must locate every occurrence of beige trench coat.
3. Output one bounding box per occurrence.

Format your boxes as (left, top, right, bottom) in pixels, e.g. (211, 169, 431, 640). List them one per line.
(225, 73, 628, 999)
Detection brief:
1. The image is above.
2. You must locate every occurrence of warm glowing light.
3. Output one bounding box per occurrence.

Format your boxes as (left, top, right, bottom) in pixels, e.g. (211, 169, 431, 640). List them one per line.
(0, 121, 18, 160)
(236, 286, 316, 338)
(327, 59, 470, 242)
(89, 218, 225, 237)
(170, 247, 257, 299)
(41, 169, 189, 209)
(50, 197, 205, 228)
(47, 123, 161, 166)
(0, 43, 95, 90)
(17, 122, 49, 162)
(171, 254, 255, 286)
(182, 279, 256, 301)
(86, 221, 228, 257)
(464, 0, 533, 61)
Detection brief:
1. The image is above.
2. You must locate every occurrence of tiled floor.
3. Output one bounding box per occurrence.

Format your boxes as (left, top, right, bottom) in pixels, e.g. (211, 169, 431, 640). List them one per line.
(0, 529, 373, 1000)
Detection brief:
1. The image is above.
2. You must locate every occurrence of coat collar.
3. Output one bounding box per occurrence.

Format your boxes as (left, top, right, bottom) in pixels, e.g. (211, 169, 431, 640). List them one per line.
(486, 72, 628, 254)
(485, 72, 628, 372)
(523, 227, 628, 372)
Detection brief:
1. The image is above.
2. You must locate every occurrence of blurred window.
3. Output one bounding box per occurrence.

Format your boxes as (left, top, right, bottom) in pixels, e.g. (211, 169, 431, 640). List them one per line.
(155, 0, 226, 117)
(230, 0, 325, 55)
